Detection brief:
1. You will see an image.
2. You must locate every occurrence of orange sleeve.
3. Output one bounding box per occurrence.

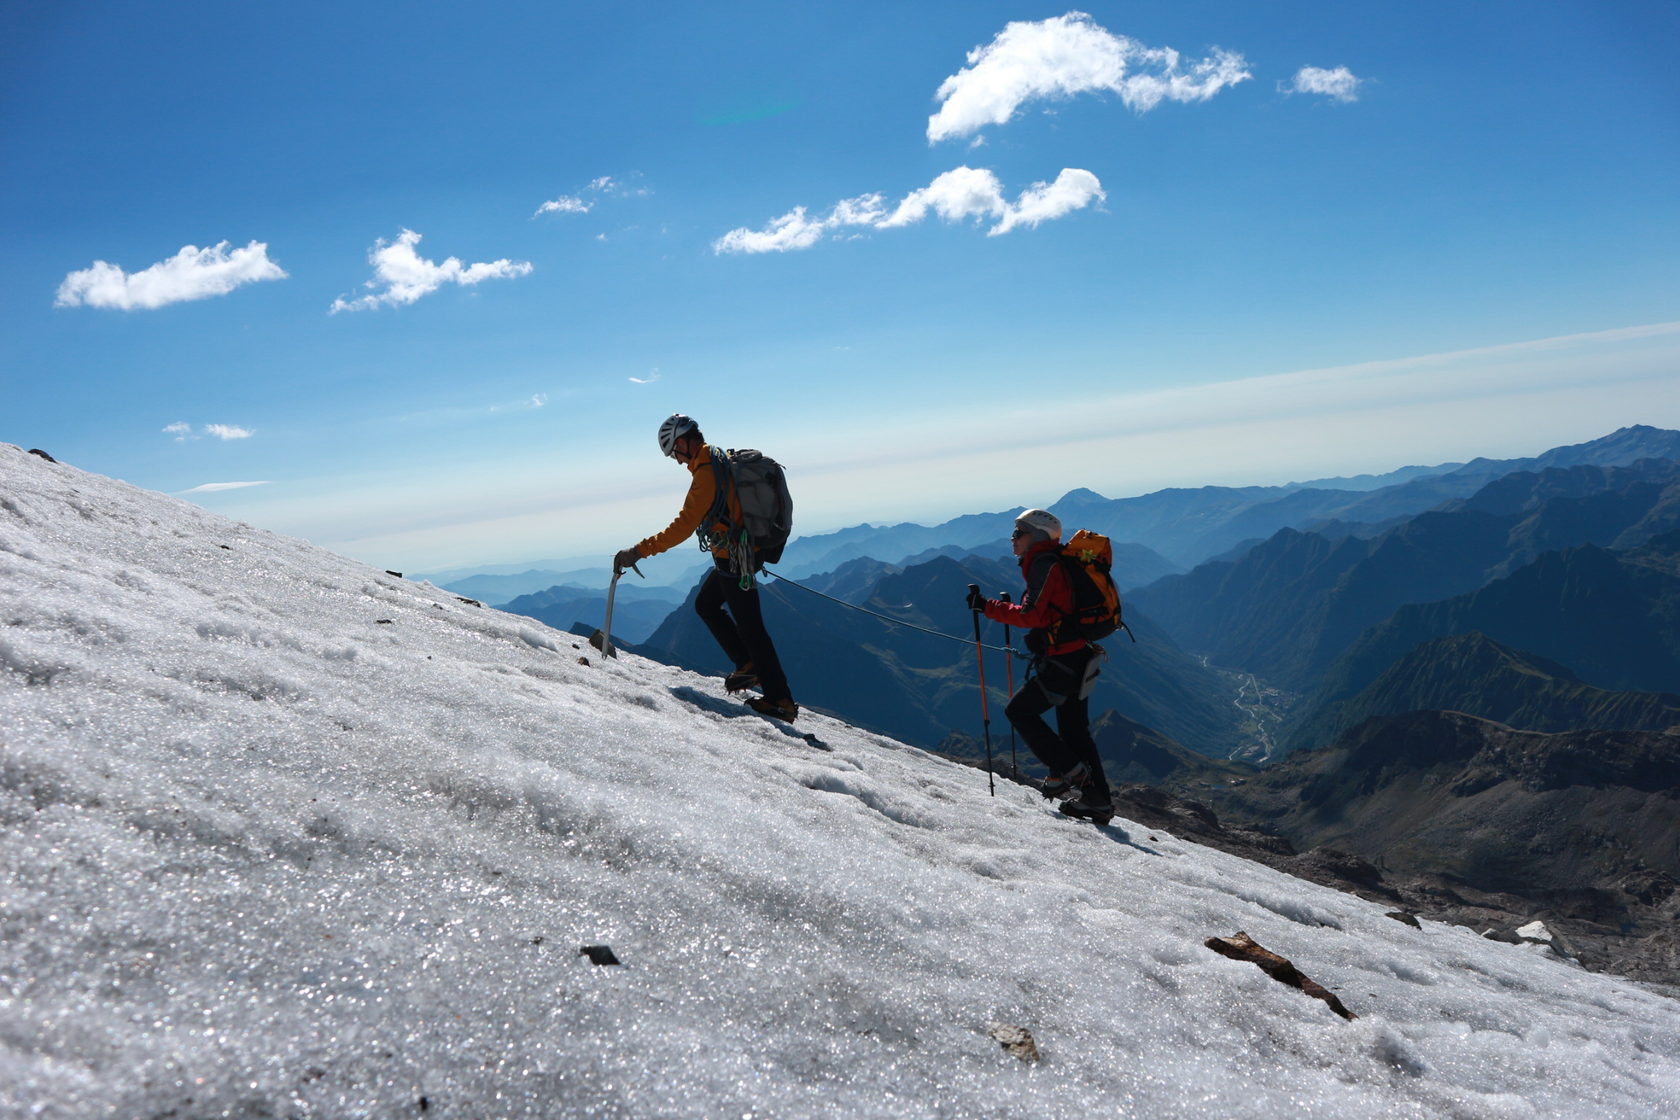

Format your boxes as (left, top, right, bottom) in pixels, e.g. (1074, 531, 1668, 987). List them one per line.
(635, 456, 719, 558)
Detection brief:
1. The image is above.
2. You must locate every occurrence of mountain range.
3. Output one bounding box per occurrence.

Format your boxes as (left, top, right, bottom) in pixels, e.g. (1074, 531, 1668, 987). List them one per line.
(1128, 458, 1680, 693)
(499, 425, 1680, 775)
(775, 424, 1680, 573)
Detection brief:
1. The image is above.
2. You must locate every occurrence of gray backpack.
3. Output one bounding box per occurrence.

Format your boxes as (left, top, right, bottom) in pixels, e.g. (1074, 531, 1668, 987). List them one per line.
(708, 448, 794, 564)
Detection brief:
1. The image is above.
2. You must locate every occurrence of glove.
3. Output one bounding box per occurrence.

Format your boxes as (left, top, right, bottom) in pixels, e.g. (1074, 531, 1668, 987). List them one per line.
(966, 586, 986, 612)
(613, 548, 642, 576)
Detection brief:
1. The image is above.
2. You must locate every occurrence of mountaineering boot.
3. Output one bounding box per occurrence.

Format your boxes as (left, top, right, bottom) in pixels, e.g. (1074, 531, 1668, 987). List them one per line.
(1059, 795, 1114, 827)
(1040, 762, 1090, 801)
(746, 696, 799, 722)
(725, 663, 760, 693)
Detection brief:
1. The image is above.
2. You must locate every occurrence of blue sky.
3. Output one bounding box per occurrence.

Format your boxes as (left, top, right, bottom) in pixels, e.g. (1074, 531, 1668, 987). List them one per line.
(4, 1, 1678, 577)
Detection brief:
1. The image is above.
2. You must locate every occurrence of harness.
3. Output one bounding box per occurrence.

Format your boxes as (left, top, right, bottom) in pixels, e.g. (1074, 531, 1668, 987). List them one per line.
(695, 448, 757, 589)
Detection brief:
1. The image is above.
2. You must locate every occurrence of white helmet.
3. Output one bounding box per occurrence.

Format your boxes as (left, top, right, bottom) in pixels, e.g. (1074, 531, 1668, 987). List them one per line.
(657, 413, 698, 457)
(1015, 508, 1062, 542)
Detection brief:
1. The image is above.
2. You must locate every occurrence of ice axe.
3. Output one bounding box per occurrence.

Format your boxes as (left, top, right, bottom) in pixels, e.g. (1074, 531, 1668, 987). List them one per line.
(591, 559, 643, 658)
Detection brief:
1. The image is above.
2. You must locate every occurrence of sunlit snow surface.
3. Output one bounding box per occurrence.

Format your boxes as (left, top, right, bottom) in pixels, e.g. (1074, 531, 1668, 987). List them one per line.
(3, 442, 1678, 1120)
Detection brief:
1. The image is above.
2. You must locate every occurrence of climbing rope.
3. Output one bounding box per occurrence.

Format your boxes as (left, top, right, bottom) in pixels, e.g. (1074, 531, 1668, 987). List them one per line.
(759, 565, 1014, 654)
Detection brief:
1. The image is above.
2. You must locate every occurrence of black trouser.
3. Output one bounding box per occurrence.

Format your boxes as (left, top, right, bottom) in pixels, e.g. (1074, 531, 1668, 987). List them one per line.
(1005, 647, 1109, 802)
(694, 558, 792, 701)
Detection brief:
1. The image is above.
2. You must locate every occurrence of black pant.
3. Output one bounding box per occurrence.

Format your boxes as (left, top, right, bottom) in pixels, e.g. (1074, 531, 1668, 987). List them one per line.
(694, 559, 792, 701)
(1005, 647, 1109, 801)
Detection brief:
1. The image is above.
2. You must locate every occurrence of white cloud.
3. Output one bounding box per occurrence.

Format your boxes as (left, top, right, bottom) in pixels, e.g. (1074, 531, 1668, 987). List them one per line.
(828, 193, 888, 227)
(330, 229, 532, 313)
(880, 167, 1008, 229)
(711, 207, 829, 254)
(629, 370, 662, 385)
(180, 481, 272, 493)
(534, 174, 651, 218)
(165, 422, 254, 442)
(989, 168, 1107, 235)
(713, 166, 1104, 253)
(535, 196, 592, 216)
(1286, 66, 1363, 102)
(56, 241, 286, 310)
(927, 11, 1250, 143)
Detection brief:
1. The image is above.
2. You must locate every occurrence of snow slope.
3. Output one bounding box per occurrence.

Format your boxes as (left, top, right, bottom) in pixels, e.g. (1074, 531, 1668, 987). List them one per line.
(3, 441, 1678, 1119)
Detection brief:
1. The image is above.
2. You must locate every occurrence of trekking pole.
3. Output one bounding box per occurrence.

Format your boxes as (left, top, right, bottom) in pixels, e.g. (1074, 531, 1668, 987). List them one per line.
(999, 592, 1017, 780)
(968, 584, 996, 796)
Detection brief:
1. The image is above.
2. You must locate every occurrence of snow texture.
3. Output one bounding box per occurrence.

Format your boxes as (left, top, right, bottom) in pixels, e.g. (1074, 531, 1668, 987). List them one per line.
(3, 442, 1678, 1118)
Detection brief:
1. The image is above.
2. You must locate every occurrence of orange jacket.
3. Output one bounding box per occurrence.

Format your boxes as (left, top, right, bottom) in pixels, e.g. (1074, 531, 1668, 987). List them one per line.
(634, 445, 742, 561)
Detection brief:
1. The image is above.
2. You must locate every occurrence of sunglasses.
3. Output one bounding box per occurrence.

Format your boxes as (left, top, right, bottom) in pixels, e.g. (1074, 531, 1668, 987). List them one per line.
(1011, 527, 1032, 538)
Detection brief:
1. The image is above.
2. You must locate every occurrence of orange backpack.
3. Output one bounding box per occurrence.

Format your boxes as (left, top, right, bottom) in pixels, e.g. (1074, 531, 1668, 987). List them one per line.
(1055, 529, 1132, 643)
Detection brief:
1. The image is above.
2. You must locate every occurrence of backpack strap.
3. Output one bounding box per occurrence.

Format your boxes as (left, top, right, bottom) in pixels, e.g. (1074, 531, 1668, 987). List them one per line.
(1021, 548, 1061, 609)
(696, 448, 733, 545)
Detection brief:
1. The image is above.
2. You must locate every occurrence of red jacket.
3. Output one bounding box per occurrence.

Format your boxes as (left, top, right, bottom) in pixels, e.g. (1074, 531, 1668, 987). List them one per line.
(981, 541, 1087, 656)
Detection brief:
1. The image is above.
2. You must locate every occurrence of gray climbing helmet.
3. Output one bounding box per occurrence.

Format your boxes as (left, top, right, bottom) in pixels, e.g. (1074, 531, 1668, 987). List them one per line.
(658, 413, 698, 457)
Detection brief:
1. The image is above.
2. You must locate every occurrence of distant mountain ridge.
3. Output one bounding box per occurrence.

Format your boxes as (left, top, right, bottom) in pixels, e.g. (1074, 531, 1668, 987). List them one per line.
(1128, 459, 1680, 691)
(774, 426, 1680, 573)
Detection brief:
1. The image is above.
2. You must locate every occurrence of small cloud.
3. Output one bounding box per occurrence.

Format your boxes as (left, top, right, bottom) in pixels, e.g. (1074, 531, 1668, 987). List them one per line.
(330, 229, 532, 313)
(714, 166, 1104, 254)
(164, 422, 255, 442)
(536, 196, 592, 216)
(629, 369, 662, 385)
(56, 241, 286, 310)
(712, 207, 829, 254)
(534, 174, 651, 218)
(1284, 65, 1363, 102)
(181, 480, 271, 493)
(927, 12, 1250, 144)
(485, 393, 549, 415)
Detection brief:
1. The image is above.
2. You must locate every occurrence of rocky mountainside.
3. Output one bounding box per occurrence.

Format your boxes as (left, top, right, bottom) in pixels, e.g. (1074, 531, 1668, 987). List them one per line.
(1191, 709, 1680, 984)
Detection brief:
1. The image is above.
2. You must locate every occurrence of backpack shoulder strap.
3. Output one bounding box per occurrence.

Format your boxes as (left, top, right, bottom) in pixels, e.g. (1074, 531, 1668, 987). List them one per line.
(1022, 548, 1064, 609)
